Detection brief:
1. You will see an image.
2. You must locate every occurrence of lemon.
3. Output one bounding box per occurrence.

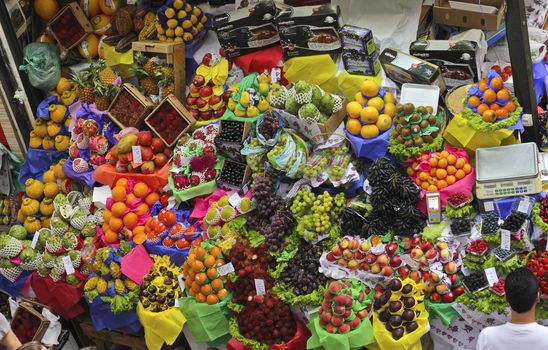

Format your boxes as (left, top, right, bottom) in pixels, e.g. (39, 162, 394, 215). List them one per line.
(178, 10, 187, 19)
(360, 80, 379, 97)
(360, 125, 379, 138)
(367, 96, 384, 112)
(165, 28, 175, 37)
(360, 106, 379, 124)
(167, 18, 178, 29)
(346, 101, 362, 119)
(183, 20, 192, 29)
(173, 0, 184, 9)
(165, 8, 176, 18)
(175, 26, 184, 36)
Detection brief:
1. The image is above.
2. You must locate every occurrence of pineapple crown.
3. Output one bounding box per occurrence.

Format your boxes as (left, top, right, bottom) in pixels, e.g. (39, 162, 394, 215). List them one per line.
(93, 81, 118, 97)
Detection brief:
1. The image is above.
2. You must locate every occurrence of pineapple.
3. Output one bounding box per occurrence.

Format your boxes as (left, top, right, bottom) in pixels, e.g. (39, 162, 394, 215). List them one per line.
(94, 82, 117, 111)
(71, 74, 96, 105)
(155, 64, 174, 80)
(134, 52, 156, 77)
(99, 67, 117, 85)
(140, 76, 159, 96)
(159, 75, 175, 97)
(114, 279, 125, 295)
(97, 278, 108, 294)
(110, 261, 121, 278)
(143, 58, 156, 77)
(85, 276, 99, 291)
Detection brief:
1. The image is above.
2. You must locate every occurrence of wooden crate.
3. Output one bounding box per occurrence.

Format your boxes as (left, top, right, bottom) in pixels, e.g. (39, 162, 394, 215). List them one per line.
(47, 3, 93, 50)
(107, 83, 155, 129)
(144, 94, 196, 147)
(132, 41, 186, 100)
(218, 158, 252, 192)
(11, 302, 50, 343)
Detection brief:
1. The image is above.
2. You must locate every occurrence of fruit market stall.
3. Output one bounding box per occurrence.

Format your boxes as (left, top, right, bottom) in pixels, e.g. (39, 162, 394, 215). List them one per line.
(1, 0, 548, 349)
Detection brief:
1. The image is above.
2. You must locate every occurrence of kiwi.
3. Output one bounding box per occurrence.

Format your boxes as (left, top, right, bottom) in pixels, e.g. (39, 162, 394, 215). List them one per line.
(396, 104, 404, 114)
(411, 125, 421, 134)
(404, 139, 414, 147)
(426, 106, 434, 114)
(395, 124, 402, 133)
(431, 132, 439, 138)
(400, 118, 409, 126)
(420, 120, 430, 129)
(411, 113, 421, 122)
(402, 128, 411, 137)
(428, 114, 437, 125)
(416, 106, 427, 115)
(422, 135, 433, 144)
(414, 137, 424, 146)
(404, 103, 415, 115)
(396, 135, 404, 144)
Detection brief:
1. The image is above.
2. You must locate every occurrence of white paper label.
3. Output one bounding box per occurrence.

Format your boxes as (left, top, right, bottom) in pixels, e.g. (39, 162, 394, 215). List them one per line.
(31, 231, 40, 249)
(270, 68, 281, 83)
(461, 266, 471, 276)
(174, 298, 179, 307)
(427, 196, 439, 211)
(501, 229, 511, 250)
(522, 113, 533, 127)
(517, 200, 529, 214)
(228, 192, 241, 208)
(132, 146, 142, 164)
(62, 256, 75, 275)
(8, 299, 18, 318)
(218, 262, 235, 276)
(254, 278, 266, 295)
(178, 274, 185, 293)
(484, 201, 494, 212)
(485, 267, 498, 286)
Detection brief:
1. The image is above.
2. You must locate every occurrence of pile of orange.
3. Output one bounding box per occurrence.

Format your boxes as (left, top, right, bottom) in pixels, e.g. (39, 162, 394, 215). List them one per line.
(102, 178, 159, 244)
(345, 80, 395, 139)
(467, 75, 516, 123)
(144, 208, 202, 250)
(182, 244, 230, 305)
(407, 150, 472, 192)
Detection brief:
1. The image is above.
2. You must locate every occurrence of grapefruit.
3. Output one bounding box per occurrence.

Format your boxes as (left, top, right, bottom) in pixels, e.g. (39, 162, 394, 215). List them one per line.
(360, 80, 379, 97)
(360, 125, 379, 138)
(80, 0, 101, 17)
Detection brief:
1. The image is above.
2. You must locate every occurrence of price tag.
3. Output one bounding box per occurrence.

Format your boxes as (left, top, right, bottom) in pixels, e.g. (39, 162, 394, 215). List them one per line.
(270, 68, 281, 83)
(430, 262, 443, 272)
(427, 196, 439, 211)
(484, 267, 498, 286)
(62, 256, 75, 275)
(501, 229, 511, 250)
(132, 146, 142, 164)
(517, 199, 529, 214)
(461, 266, 471, 276)
(9, 299, 18, 318)
(228, 192, 241, 207)
(254, 279, 266, 296)
(218, 262, 234, 276)
(484, 201, 494, 212)
(174, 298, 180, 308)
(31, 231, 40, 249)
(177, 274, 185, 293)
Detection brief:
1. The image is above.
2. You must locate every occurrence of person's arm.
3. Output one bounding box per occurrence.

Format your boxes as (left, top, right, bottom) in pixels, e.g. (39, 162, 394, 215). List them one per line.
(0, 314, 21, 350)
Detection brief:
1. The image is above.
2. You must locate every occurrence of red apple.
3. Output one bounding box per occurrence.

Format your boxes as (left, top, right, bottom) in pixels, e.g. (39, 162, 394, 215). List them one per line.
(190, 109, 200, 120)
(151, 138, 165, 153)
(163, 148, 173, 158)
(208, 95, 222, 107)
(192, 74, 205, 87)
(138, 131, 152, 146)
(186, 96, 197, 107)
(214, 107, 226, 118)
(199, 86, 213, 98)
(386, 243, 398, 256)
(140, 146, 153, 161)
(389, 255, 402, 268)
(222, 90, 232, 102)
(398, 266, 410, 279)
(442, 291, 455, 303)
(420, 241, 433, 252)
(376, 254, 389, 267)
(195, 98, 207, 109)
(381, 266, 394, 277)
(430, 292, 441, 303)
(199, 110, 213, 120)
(189, 84, 200, 97)
(154, 153, 168, 168)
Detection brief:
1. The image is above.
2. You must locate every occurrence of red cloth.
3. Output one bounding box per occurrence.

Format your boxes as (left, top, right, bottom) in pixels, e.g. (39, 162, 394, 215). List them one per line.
(30, 272, 86, 320)
(227, 319, 310, 350)
(232, 45, 285, 75)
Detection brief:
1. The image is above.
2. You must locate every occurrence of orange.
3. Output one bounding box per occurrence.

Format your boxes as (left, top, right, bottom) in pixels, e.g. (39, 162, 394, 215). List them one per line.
(406, 167, 415, 177)
(207, 294, 219, 305)
(123, 212, 138, 228)
(360, 106, 379, 124)
(360, 125, 379, 138)
(78, 34, 99, 59)
(421, 182, 429, 190)
(201, 284, 212, 296)
(437, 180, 448, 189)
(429, 157, 438, 167)
(437, 158, 448, 169)
(34, 0, 59, 21)
(187, 254, 196, 266)
(105, 230, 118, 243)
(376, 114, 392, 131)
(215, 258, 226, 267)
(346, 119, 362, 135)
(111, 186, 126, 201)
(206, 267, 218, 279)
(125, 193, 137, 206)
(217, 289, 228, 299)
(368, 97, 385, 112)
(133, 182, 149, 198)
(384, 103, 396, 118)
(355, 92, 367, 106)
(495, 108, 508, 118)
(196, 293, 206, 303)
(195, 272, 207, 285)
(415, 178, 422, 186)
(188, 289, 196, 297)
(109, 217, 123, 232)
(497, 89, 510, 100)
(435, 169, 447, 179)
(491, 77, 503, 91)
(80, 0, 100, 17)
(490, 103, 500, 111)
(99, 0, 119, 15)
(211, 279, 223, 291)
(210, 246, 221, 258)
(504, 101, 516, 112)
(482, 110, 496, 123)
(439, 151, 449, 158)
(145, 192, 160, 206)
(116, 178, 128, 188)
(360, 80, 379, 97)
(483, 89, 496, 103)
(185, 278, 193, 289)
(133, 232, 146, 244)
(111, 202, 127, 217)
(427, 185, 438, 192)
(477, 104, 489, 115)
(455, 158, 466, 169)
(135, 203, 149, 216)
(384, 92, 395, 104)
(346, 101, 363, 118)
(133, 225, 146, 236)
(191, 282, 201, 293)
(412, 161, 419, 169)
(463, 164, 472, 174)
(195, 246, 207, 260)
(447, 154, 456, 165)
(479, 81, 487, 91)
(103, 209, 112, 222)
(468, 95, 481, 107)
(455, 169, 466, 180)
(418, 171, 429, 181)
(421, 154, 429, 162)
(192, 260, 204, 272)
(430, 168, 437, 177)
(447, 165, 457, 175)
(204, 255, 215, 268)
(446, 175, 456, 185)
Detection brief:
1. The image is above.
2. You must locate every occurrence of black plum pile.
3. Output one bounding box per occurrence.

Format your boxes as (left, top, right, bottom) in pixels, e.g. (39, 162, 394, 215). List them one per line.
(501, 211, 527, 232)
(279, 241, 327, 295)
(450, 217, 471, 235)
(218, 121, 245, 143)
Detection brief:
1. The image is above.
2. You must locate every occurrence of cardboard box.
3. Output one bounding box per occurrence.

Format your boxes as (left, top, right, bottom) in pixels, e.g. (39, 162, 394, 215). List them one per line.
(410, 39, 480, 89)
(108, 83, 155, 129)
(145, 94, 196, 147)
(379, 48, 446, 92)
(339, 25, 376, 56)
(214, 120, 252, 161)
(276, 4, 341, 58)
(218, 159, 252, 193)
(342, 51, 381, 76)
(433, 0, 505, 31)
(47, 3, 92, 50)
(214, 0, 280, 59)
(131, 41, 186, 100)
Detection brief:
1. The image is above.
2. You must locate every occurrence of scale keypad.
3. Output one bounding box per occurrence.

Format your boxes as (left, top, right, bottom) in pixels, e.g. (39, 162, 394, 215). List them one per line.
(494, 186, 528, 196)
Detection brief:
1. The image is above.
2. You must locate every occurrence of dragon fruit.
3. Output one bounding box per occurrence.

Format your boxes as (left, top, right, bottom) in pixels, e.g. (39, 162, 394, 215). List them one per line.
(90, 154, 107, 169)
(190, 172, 204, 186)
(204, 169, 217, 181)
(90, 135, 109, 155)
(76, 134, 90, 149)
(73, 119, 85, 134)
(69, 143, 80, 158)
(82, 120, 99, 137)
(72, 158, 89, 173)
(190, 156, 206, 172)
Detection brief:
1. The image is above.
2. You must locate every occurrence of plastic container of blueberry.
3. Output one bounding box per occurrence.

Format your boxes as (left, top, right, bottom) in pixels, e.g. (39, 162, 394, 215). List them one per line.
(462, 274, 489, 294)
(217, 158, 252, 193)
(492, 247, 517, 262)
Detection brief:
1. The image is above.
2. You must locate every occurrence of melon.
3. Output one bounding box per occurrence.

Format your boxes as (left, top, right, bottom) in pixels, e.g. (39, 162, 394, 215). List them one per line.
(78, 33, 99, 59)
(34, 0, 59, 21)
(80, 0, 100, 18)
(98, 0, 119, 15)
(91, 14, 111, 35)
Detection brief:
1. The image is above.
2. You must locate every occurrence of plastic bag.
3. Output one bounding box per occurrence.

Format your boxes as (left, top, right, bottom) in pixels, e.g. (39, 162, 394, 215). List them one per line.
(179, 296, 231, 344)
(136, 301, 186, 350)
(256, 111, 283, 147)
(19, 43, 61, 91)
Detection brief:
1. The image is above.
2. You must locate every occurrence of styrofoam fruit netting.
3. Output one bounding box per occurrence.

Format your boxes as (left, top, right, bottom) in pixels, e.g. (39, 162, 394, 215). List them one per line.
(270, 87, 289, 108)
(70, 252, 81, 269)
(67, 191, 83, 206)
(295, 89, 313, 105)
(50, 273, 62, 282)
(0, 267, 22, 282)
(204, 208, 222, 226)
(78, 197, 92, 214)
(332, 95, 343, 113)
(0, 237, 22, 259)
(70, 215, 87, 230)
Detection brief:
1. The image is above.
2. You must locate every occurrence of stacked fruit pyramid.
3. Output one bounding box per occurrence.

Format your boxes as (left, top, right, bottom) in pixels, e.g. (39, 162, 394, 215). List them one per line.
(156, 0, 208, 43)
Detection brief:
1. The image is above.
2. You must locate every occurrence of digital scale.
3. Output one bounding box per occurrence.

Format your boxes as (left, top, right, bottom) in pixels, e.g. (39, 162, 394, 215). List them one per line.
(475, 143, 542, 199)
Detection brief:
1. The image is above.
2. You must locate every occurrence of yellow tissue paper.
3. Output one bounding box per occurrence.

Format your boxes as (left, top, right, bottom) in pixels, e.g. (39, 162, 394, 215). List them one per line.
(103, 45, 134, 78)
(283, 54, 339, 93)
(338, 70, 382, 101)
(137, 301, 186, 350)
